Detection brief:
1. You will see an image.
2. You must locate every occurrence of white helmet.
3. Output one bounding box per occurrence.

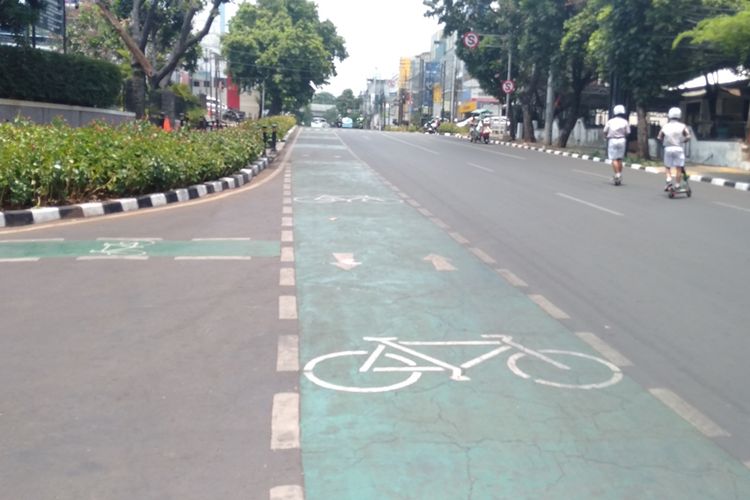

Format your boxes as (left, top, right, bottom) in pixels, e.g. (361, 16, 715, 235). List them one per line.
(668, 107, 682, 120)
(613, 104, 626, 116)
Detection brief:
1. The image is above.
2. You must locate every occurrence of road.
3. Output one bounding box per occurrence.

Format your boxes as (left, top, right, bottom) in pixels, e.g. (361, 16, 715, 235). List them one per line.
(1, 126, 749, 499)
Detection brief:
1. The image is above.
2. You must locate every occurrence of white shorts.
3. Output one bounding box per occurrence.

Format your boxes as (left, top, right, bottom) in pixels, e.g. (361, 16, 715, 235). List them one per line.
(607, 138, 627, 160)
(664, 146, 685, 168)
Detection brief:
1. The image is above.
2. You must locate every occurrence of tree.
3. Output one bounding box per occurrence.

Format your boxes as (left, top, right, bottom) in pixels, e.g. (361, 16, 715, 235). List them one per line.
(313, 91, 336, 105)
(93, 0, 228, 118)
(67, 3, 127, 65)
(223, 0, 347, 115)
(0, 0, 43, 42)
(335, 88, 361, 118)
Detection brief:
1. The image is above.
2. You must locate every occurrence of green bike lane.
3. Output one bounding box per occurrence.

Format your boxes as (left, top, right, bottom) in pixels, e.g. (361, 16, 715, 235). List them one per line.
(292, 135, 750, 498)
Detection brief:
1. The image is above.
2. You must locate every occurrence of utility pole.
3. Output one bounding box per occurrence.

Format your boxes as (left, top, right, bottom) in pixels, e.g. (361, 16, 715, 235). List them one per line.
(543, 69, 554, 145)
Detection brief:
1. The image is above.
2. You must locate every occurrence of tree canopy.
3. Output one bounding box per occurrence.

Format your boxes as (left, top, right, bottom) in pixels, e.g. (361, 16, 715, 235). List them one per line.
(0, 0, 43, 41)
(223, 0, 347, 115)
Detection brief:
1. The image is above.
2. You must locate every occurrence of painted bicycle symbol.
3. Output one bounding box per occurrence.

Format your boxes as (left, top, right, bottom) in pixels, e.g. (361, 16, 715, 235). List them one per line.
(304, 335, 622, 393)
(293, 194, 403, 204)
(89, 240, 156, 257)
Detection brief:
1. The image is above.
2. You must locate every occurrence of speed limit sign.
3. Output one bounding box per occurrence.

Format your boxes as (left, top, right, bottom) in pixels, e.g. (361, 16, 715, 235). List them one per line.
(502, 80, 516, 94)
(463, 32, 479, 49)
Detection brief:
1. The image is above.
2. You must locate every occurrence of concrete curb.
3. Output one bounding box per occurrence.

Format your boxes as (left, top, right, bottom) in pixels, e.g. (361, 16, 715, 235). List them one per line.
(443, 133, 750, 192)
(0, 128, 295, 228)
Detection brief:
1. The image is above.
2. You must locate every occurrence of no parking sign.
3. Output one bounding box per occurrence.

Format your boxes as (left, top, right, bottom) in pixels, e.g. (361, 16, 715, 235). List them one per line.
(502, 80, 516, 94)
(463, 32, 479, 49)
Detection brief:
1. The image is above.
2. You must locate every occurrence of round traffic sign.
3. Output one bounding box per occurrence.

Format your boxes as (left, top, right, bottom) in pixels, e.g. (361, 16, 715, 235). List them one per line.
(502, 80, 516, 94)
(463, 32, 479, 49)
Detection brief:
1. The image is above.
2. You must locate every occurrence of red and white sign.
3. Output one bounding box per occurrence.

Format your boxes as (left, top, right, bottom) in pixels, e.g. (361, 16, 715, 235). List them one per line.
(502, 80, 516, 94)
(463, 32, 479, 49)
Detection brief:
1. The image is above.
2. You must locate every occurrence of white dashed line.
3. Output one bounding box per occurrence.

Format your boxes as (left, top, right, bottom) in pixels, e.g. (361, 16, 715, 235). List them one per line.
(191, 237, 252, 241)
(282, 217, 294, 227)
(406, 199, 421, 208)
(280, 247, 295, 262)
(174, 256, 253, 261)
(277, 335, 300, 372)
(744, 461, 750, 471)
(449, 232, 469, 245)
(556, 193, 624, 217)
(283, 206, 293, 214)
(281, 230, 294, 243)
(0, 238, 64, 243)
(76, 256, 148, 260)
(431, 218, 449, 229)
(649, 388, 730, 438)
(0, 257, 40, 262)
(279, 295, 298, 320)
(572, 169, 611, 180)
(271, 393, 300, 450)
(469, 247, 497, 264)
(418, 208, 433, 217)
(95, 237, 162, 241)
(575, 332, 632, 367)
(495, 269, 528, 287)
(270, 484, 304, 500)
(713, 202, 750, 213)
(528, 294, 570, 319)
(468, 162, 494, 173)
(280, 267, 295, 286)
(283, 197, 293, 205)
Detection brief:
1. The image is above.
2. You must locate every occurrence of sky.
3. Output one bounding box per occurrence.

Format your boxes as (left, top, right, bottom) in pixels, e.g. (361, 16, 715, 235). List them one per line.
(312, 0, 444, 96)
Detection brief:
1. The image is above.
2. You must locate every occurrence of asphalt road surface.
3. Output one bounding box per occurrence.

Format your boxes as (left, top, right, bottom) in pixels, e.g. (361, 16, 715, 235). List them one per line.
(1, 127, 749, 499)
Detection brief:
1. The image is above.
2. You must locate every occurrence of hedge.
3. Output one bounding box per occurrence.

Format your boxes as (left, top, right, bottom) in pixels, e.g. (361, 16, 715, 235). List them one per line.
(0, 116, 296, 210)
(0, 45, 122, 108)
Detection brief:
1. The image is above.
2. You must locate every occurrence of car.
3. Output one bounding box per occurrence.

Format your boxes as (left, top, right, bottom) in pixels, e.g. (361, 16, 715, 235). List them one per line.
(311, 117, 328, 128)
(341, 117, 353, 129)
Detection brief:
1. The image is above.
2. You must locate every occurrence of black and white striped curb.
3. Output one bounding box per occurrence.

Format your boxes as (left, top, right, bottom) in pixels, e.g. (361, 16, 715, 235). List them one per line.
(0, 129, 295, 228)
(443, 133, 750, 192)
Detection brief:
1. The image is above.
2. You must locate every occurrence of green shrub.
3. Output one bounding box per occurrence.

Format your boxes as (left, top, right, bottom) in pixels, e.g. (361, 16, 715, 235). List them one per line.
(0, 115, 297, 210)
(437, 122, 462, 135)
(0, 45, 121, 108)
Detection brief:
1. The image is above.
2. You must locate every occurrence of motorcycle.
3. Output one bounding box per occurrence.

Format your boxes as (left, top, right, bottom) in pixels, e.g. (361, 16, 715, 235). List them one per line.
(470, 121, 491, 144)
(424, 118, 440, 134)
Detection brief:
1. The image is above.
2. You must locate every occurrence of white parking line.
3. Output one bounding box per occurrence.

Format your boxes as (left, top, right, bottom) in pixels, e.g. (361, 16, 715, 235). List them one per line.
(575, 332, 632, 367)
(468, 162, 494, 173)
(279, 295, 298, 320)
(277, 335, 299, 372)
(271, 393, 300, 450)
(495, 269, 528, 287)
(556, 193, 624, 217)
(528, 294, 570, 319)
(649, 388, 730, 438)
(713, 202, 750, 213)
(270, 484, 304, 500)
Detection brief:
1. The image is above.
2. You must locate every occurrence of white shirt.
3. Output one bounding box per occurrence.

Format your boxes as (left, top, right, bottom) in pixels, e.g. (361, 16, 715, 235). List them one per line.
(604, 117, 631, 139)
(658, 121, 691, 149)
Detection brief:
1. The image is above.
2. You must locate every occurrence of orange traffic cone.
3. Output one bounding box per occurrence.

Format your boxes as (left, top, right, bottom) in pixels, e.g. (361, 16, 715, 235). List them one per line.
(163, 116, 173, 132)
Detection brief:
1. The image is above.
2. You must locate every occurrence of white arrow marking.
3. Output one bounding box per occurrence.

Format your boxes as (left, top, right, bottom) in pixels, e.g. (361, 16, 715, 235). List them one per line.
(331, 253, 361, 270)
(423, 254, 457, 271)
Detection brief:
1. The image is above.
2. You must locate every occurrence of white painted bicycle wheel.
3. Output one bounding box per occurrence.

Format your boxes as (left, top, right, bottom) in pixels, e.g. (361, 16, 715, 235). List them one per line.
(303, 350, 422, 393)
(507, 349, 622, 390)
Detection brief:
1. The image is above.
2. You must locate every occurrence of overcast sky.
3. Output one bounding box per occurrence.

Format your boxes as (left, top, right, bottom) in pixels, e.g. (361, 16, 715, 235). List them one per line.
(313, 0, 443, 96)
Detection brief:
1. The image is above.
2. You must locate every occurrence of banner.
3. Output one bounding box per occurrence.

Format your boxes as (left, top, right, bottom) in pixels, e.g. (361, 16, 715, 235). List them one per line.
(399, 58, 411, 89)
(423, 62, 440, 107)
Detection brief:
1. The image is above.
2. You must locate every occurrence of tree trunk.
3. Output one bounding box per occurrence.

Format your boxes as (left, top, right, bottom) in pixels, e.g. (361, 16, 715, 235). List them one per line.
(636, 104, 649, 160)
(269, 93, 283, 116)
(131, 65, 147, 119)
(522, 103, 534, 142)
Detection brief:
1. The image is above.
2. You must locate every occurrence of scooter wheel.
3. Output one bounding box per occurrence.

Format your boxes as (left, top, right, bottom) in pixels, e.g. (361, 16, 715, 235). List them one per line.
(687, 190, 692, 198)
(668, 191, 675, 198)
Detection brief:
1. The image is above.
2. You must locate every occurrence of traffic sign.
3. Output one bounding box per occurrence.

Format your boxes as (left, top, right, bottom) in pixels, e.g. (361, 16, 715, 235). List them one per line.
(463, 32, 479, 49)
(502, 80, 516, 94)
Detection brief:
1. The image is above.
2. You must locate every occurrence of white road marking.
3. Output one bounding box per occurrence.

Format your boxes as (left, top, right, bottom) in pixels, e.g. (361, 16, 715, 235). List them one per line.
(575, 332, 633, 367)
(95, 237, 162, 241)
(468, 162, 494, 173)
(0, 238, 64, 243)
(572, 168, 610, 180)
(406, 199, 421, 208)
(277, 335, 300, 372)
(744, 461, 750, 471)
(280, 267, 295, 286)
(431, 218, 450, 229)
(418, 208, 433, 217)
(270, 393, 300, 450)
(0, 257, 40, 262)
(281, 230, 294, 243)
(280, 247, 295, 262)
(469, 247, 497, 264)
(331, 252, 361, 270)
(279, 296, 298, 320)
(191, 237, 251, 241)
(174, 256, 253, 261)
(449, 232, 469, 245)
(649, 388, 730, 438)
(270, 485, 304, 500)
(423, 254, 457, 271)
(381, 134, 439, 155)
(556, 193, 624, 217)
(528, 294, 570, 319)
(282, 216, 294, 227)
(77, 256, 149, 260)
(713, 201, 750, 213)
(283, 197, 292, 205)
(283, 206, 293, 214)
(495, 269, 528, 287)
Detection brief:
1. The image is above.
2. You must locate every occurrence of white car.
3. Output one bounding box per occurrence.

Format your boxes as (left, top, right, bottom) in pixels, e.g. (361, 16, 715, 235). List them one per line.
(311, 117, 328, 128)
